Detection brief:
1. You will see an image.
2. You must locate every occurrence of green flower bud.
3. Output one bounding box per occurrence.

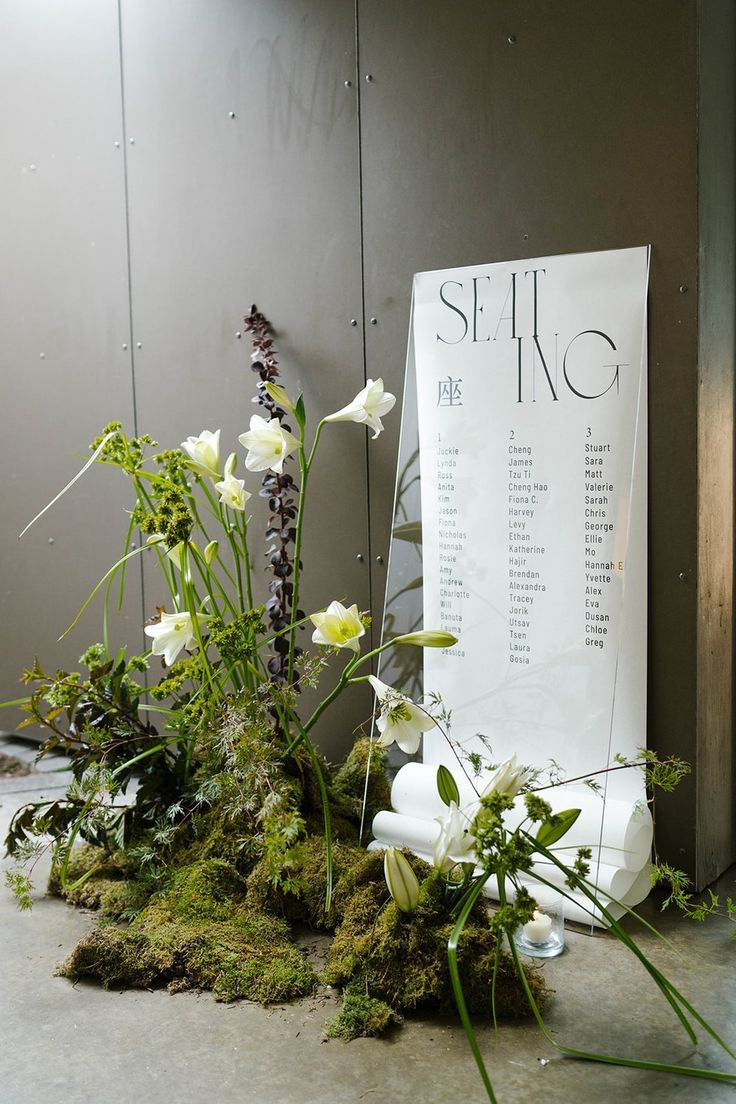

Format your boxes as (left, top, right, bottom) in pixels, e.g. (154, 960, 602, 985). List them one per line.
(383, 847, 420, 914)
(264, 381, 295, 413)
(393, 630, 458, 648)
(204, 540, 219, 566)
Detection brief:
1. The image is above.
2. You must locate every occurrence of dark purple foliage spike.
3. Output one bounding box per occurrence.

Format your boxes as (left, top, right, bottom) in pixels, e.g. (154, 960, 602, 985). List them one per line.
(243, 305, 301, 687)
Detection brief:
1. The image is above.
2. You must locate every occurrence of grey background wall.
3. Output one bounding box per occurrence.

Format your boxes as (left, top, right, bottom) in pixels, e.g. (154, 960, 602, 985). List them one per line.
(1, 0, 733, 886)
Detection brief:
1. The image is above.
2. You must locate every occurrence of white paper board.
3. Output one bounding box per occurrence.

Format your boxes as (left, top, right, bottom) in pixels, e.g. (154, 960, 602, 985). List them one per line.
(413, 247, 650, 803)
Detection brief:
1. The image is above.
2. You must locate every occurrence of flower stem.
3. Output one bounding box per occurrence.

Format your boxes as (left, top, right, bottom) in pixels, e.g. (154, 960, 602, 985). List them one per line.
(287, 419, 325, 686)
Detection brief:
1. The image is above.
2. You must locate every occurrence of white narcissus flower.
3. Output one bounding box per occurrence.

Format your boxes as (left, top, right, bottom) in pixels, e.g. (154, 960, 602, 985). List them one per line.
(367, 675, 437, 755)
(181, 429, 222, 480)
(433, 801, 477, 873)
(215, 471, 250, 512)
(480, 754, 534, 800)
(324, 378, 396, 439)
(383, 847, 420, 914)
(309, 600, 365, 653)
(144, 611, 209, 666)
(238, 415, 300, 474)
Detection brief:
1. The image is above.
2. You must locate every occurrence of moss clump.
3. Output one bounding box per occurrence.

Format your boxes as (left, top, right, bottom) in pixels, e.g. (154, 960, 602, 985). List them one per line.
(326, 983, 401, 1040)
(49, 844, 149, 919)
(330, 738, 393, 827)
(57, 859, 316, 1003)
(246, 835, 367, 930)
(322, 853, 549, 1037)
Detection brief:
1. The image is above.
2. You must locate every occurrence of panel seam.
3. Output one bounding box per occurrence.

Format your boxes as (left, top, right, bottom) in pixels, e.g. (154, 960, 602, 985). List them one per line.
(116, 0, 148, 658)
(354, 0, 375, 652)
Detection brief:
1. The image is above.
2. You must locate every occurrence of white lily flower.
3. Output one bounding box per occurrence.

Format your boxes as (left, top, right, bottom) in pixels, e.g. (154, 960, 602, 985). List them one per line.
(383, 847, 420, 914)
(181, 429, 222, 480)
(144, 610, 209, 666)
(214, 471, 250, 512)
(324, 378, 396, 439)
(433, 801, 477, 873)
(309, 600, 365, 652)
(238, 415, 300, 473)
(480, 754, 534, 800)
(367, 675, 436, 755)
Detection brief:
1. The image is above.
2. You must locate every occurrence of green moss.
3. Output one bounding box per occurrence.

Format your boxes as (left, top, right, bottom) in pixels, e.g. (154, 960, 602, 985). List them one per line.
(57, 859, 316, 1003)
(322, 855, 548, 1034)
(49, 737, 540, 1038)
(326, 984, 401, 1040)
(330, 738, 393, 827)
(48, 844, 149, 919)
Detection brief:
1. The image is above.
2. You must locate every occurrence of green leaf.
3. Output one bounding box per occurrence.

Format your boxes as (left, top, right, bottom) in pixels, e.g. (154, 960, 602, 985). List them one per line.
(437, 764, 460, 807)
(535, 807, 581, 848)
(294, 393, 306, 431)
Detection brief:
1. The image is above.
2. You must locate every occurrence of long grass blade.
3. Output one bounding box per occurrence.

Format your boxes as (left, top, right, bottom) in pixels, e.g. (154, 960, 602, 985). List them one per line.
(19, 430, 118, 539)
(59, 542, 156, 640)
(447, 877, 498, 1103)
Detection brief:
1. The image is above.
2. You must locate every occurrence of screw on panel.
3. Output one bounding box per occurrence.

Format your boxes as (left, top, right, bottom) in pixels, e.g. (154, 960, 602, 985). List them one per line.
(356, 553, 364, 562)
(678, 572, 689, 582)
(376, 555, 384, 565)
(344, 80, 352, 88)
(136, 342, 142, 349)
(228, 111, 236, 118)
(235, 331, 242, 339)
(679, 285, 688, 293)
(523, 233, 529, 241)
(370, 317, 377, 325)
(39, 352, 45, 359)
(48, 537, 54, 545)
(129, 138, 135, 145)
(114, 141, 120, 148)
(122, 343, 128, 350)
(507, 34, 517, 44)
(365, 74, 374, 82)
(350, 318, 358, 326)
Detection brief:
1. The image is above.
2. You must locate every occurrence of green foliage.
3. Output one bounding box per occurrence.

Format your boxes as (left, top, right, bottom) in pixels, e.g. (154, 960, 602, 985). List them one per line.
(436, 764, 460, 807)
(535, 807, 581, 849)
(4, 870, 33, 911)
(613, 747, 691, 793)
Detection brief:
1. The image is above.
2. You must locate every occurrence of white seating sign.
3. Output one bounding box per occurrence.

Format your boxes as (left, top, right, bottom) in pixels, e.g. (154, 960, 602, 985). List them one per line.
(373, 247, 652, 924)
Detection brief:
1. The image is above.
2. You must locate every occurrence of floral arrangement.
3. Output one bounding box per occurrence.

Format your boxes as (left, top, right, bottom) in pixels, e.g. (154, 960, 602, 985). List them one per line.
(372, 712, 736, 1101)
(3, 307, 735, 1104)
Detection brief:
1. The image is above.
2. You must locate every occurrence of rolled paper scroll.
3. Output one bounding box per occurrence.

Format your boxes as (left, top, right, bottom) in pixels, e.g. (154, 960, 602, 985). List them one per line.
(389, 763, 652, 871)
(368, 836, 651, 928)
(372, 809, 441, 855)
(373, 765, 654, 929)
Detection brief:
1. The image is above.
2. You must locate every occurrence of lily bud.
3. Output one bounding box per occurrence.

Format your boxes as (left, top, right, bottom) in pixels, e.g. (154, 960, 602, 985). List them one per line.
(384, 847, 420, 914)
(204, 540, 219, 566)
(264, 381, 295, 413)
(393, 630, 458, 648)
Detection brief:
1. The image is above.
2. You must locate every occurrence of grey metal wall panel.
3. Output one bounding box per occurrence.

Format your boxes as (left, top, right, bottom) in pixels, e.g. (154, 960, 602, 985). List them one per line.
(119, 0, 368, 755)
(0, 1, 141, 720)
(358, 1, 705, 872)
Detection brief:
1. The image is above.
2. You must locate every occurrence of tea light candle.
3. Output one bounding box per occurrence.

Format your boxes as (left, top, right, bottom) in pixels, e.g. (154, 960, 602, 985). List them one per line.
(522, 909, 553, 944)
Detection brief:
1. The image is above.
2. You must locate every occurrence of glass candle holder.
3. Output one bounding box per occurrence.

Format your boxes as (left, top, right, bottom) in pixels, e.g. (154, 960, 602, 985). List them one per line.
(513, 887, 565, 958)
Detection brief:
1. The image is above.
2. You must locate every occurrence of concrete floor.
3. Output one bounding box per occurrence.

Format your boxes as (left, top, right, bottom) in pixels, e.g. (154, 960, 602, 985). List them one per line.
(1, 738, 735, 1104)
